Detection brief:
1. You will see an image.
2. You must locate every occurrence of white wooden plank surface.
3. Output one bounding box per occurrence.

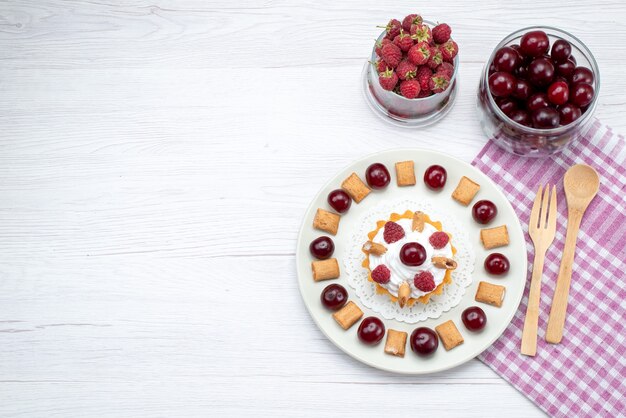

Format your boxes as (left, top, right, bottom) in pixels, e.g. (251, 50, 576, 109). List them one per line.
(1, 1, 625, 416)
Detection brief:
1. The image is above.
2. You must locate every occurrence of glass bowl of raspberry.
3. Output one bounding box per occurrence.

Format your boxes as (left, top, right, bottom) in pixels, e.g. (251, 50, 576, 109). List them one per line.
(477, 26, 600, 156)
(362, 19, 459, 128)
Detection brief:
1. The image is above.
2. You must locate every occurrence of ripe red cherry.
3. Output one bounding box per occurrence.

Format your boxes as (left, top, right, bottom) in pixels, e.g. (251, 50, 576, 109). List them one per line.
(520, 30, 549, 58)
(570, 83, 594, 107)
(309, 236, 335, 259)
(555, 59, 576, 79)
(550, 39, 572, 63)
(365, 163, 391, 189)
(488, 72, 515, 97)
(472, 200, 498, 224)
(515, 65, 529, 80)
(497, 98, 517, 116)
(327, 189, 351, 213)
(410, 327, 439, 356)
(358, 317, 385, 345)
(400, 242, 427, 266)
(509, 109, 532, 127)
(528, 58, 555, 87)
(484, 253, 510, 275)
(547, 81, 569, 105)
(532, 107, 560, 129)
(424, 165, 447, 190)
(571, 67, 594, 85)
(320, 284, 348, 311)
(527, 93, 550, 111)
(462, 306, 487, 331)
(493, 46, 521, 73)
(512, 79, 532, 100)
(558, 103, 582, 125)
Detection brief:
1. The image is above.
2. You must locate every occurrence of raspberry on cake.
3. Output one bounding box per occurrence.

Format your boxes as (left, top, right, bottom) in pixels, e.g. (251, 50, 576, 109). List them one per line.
(362, 209, 457, 307)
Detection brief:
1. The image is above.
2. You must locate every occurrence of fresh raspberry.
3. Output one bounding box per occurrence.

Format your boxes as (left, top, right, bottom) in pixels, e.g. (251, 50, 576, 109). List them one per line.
(432, 23, 452, 44)
(383, 221, 405, 244)
(380, 19, 402, 39)
(436, 62, 454, 77)
(414, 271, 436, 292)
(429, 231, 450, 249)
(396, 59, 417, 80)
(381, 43, 402, 68)
(410, 24, 432, 44)
(371, 264, 391, 284)
(393, 30, 414, 52)
(429, 73, 451, 93)
(415, 65, 433, 91)
(372, 59, 391, 73)
(427, 47, 443, 69)
(440, 40, 459, 62)
(417, 89, 433, 98)
(378, 69, 398, 91)
(400, 79, 421, 99)
(407, 41, 431, 65)
(402, 14, 423, 31)
(374, 38, 392, 57)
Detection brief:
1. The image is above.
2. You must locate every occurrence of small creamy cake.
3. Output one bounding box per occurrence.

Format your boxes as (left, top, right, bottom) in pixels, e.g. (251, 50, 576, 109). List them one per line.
(362, 210, 457, 307)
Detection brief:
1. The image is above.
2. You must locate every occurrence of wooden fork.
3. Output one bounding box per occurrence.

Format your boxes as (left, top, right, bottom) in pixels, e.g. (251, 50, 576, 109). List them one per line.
(521, 184, 557, 356)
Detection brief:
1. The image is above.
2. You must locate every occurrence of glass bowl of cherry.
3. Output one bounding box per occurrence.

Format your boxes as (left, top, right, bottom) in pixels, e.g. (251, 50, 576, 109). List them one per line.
(477, 26, 600, 156)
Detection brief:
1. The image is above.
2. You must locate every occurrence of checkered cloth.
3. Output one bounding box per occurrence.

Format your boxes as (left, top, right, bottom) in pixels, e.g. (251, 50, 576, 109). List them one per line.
(472, 120, 626, 418)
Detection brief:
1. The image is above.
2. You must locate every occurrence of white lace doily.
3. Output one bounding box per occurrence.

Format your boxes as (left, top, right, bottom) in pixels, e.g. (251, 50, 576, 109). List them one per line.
(343, 198, 475, 323)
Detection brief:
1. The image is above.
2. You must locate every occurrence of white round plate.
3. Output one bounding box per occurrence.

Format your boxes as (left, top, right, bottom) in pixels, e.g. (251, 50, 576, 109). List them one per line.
(296, 149, 527, 374)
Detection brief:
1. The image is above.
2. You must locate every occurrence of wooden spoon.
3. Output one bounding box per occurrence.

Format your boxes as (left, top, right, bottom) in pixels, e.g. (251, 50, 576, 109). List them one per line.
(546, 164, 600, 344)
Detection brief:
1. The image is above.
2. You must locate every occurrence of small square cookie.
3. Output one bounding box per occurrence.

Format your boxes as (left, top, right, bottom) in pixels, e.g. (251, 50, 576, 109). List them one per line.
(313, 208, 340, 235)
(332, 301, 363, 330)
(451, 176, 480, 205)
(435, 320, 464, 351)
(480, 225, 509, 249)
(341, 173, 371, 203)
(311, 258, 340, 281)
(475, 281, 506, 307)
(395, 161, 416, 186)
(384, 329, 407, 357)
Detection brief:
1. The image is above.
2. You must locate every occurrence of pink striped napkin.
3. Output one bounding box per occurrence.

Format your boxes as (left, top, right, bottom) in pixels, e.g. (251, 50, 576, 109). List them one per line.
(472, 120, 626, 418)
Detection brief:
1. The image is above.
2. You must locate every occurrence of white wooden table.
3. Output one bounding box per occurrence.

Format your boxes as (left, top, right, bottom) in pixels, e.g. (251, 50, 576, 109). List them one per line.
(1, 1, 625, 416)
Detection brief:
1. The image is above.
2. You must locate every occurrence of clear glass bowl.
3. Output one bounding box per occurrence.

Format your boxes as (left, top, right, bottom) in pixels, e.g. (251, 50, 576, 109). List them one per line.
(362, 21, 459, 128)
(477, 26, 600, 156)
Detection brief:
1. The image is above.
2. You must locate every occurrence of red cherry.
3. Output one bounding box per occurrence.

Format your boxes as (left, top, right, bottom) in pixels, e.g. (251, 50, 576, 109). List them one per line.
(515, 65, 529, 80)
(512, 79, 532, 100)
(558, 103, 582, 125)
(531, 107, 560, 129)
(555, 59, 576, 79)
(550, 39, 572, 63)
(571, 67, 594, 85)
(484, 253, 510, 275)
(570, 83, 594, 107)
(519, 30, 549, 58)
(547, 81, 569, 105)
(472, 200, 498, 224)
(527, 58, 555, 87)
(309, 236, 335, 259)
(424, 165, 447, 190)
(509, 109, 532, 127)
(365, 163, 391, 189)
(497, 97, 517, 116)
(527, 93, 550, 111)
(399, 242, 427, 266)
(488, 72, 516, 97)
(320, 284, 348, 311)
(357, 317, 385, 345)
(493, 46, 521, 73)
(462, 306, 487, 331)
(410, 327, 439, 356)
(327, 189, 351, 213)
